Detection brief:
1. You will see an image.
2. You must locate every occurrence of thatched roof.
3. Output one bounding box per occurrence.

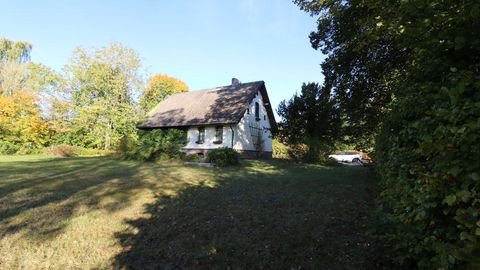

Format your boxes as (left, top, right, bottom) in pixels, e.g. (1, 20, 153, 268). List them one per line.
(138, 80, 276, 129)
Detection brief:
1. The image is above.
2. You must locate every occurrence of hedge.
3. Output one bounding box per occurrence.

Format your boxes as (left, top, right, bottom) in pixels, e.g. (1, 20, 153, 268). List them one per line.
(375, 66, 480, 269)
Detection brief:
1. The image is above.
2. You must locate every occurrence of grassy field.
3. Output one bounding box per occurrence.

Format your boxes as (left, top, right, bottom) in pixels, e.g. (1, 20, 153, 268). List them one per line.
(0, 155, 379, 269)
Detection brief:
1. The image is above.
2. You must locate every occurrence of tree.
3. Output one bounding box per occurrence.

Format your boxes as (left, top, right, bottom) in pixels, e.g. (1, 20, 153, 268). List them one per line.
(140, 74, 188, 113)
(295, 0, 480, 268)
(277, 82, 340, 162)
(0, 38, 60, 98)
(0, 38, 60, 153)
(0, 91, 49, 154)
(294, 0, 406, 151)
(0, 38, 31, 64)
(0, 38, 32, 96)
(64, 43, 144, 150)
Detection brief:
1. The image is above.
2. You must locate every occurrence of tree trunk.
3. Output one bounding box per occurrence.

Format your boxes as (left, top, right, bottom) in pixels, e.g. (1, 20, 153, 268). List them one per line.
(105, 132, 110, 151)
(104, 122, 112, 151)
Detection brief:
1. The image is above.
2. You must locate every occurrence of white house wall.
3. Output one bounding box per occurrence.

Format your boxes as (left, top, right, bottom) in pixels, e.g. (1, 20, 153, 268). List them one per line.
(184, 125, 234, 150)
(233, 91, 273, 152)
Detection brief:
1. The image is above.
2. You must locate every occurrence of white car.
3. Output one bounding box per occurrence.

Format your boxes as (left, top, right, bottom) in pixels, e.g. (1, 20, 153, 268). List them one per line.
(328, 151, 362, 163)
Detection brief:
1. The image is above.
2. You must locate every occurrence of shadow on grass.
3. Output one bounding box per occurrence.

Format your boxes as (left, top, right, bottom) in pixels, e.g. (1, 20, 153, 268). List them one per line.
(114, 162, 379, 270)
(0, 157, 154, 240)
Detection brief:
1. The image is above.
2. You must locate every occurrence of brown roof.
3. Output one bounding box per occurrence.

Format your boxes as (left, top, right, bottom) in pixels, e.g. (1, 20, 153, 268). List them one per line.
(138, 80, 276, 129)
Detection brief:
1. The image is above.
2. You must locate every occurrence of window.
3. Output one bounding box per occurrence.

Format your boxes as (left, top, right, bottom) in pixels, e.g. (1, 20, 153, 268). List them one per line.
(214, 126, 223, 144)
(196, 127, 205, 144)
(255, 102, 260, 121)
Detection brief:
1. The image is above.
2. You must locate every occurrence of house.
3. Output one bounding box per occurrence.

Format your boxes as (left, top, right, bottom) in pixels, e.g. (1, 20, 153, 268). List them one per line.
(138, 78, 276, 158)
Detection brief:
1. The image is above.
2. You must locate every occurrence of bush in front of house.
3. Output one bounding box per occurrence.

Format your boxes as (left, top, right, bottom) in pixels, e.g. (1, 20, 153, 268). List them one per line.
(118, 129, 187, 161)
(206, 147, 239, 167)
(117, 135, 137, 160)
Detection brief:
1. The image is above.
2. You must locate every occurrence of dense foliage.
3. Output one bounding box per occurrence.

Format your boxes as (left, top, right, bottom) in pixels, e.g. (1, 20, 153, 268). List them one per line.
(119, 129, 186, 161)
(0, 39, 58, 154)
(64, 43, 143, 150)
(277, 82, 340, 162)
(295, 0, 403, 151)
(0, 92, 49, 154)
(295, 0, 480, 268)
(272, 139, 289, 159)
(206, 147, 239, 167)
(374, 1, 480, 267)
(0, 38, 189, 156)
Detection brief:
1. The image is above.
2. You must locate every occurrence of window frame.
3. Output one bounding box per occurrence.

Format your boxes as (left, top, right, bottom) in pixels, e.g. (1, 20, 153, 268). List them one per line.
(196, 126, 205, 144)
(213, 126, 223, 144)
(255, 102, 260, 121)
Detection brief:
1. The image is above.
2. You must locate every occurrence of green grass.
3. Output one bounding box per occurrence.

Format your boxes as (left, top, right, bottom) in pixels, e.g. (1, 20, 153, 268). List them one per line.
(0, 155, 379, 269)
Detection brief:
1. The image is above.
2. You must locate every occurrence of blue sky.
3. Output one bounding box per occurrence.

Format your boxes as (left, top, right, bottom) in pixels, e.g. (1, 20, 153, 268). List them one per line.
(1, 0, 324, 119)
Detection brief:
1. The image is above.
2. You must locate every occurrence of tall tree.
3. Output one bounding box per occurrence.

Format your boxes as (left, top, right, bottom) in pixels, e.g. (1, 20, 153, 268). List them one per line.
(140, 74, 188, 113)
(0, 38, 60, 153)
(277, 82, 340, 162)
(0, 38, 32, 96)
(294, 0, 406, 150)
(0, 38, 31, 64)
(0, 38, 59, 97)
(0, 91, 49, 153)
(295, 0, 480, 268)
(65, 43, 144, 150)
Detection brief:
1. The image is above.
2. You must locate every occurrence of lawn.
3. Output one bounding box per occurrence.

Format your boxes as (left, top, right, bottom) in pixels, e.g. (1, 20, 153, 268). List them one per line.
(0, 155, 379, 269)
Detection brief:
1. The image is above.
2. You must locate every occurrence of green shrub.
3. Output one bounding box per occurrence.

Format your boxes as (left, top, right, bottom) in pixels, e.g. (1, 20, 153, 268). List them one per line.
(206, 148, 239, 167)
(118, 129, 186, 161)
(272, 139, 289, 159)
(16, 143, 42, 155)
(286, 144, 309, 161)
(375, 75, 480, 268)
(47, 144, 78, 157)
(117, 135, 137, 160)
(0, 141, 19, 154)
(0, 141, 43, 155)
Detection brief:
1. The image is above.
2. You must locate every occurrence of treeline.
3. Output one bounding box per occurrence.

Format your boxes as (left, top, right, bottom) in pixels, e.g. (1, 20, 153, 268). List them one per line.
(287, 0, 479, 269)
(0, 38, 188, 155)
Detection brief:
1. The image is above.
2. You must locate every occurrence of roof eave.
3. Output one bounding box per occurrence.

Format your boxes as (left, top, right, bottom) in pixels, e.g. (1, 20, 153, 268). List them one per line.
(137, 121, 239, 129)
(257, 83, 277, 130)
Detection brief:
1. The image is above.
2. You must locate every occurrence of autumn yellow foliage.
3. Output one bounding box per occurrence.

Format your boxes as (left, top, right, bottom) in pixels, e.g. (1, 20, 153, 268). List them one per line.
(0, 91, 49, 153)
(140, 74, 188, 113)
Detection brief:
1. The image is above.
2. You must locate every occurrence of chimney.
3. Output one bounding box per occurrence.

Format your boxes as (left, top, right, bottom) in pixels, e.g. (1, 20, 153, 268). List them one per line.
(231, 78, 240, 87)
